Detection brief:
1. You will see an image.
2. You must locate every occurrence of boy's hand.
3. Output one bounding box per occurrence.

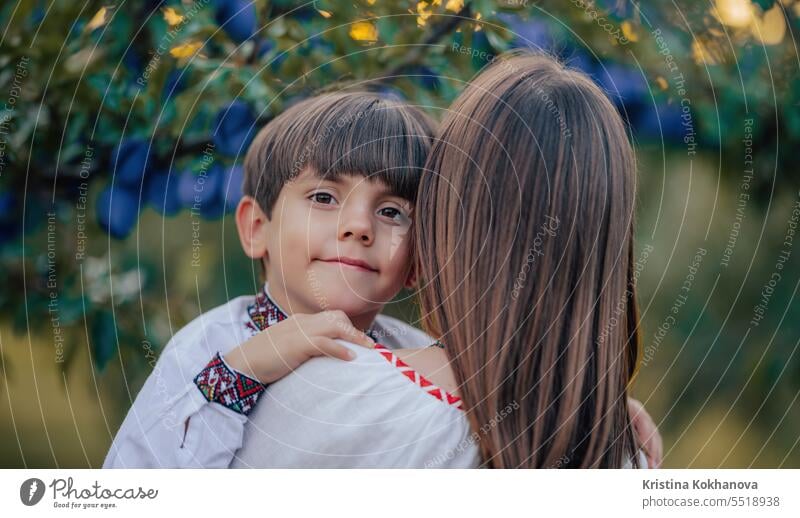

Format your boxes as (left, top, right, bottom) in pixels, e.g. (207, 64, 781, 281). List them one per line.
(628, 397, 663, 468)
(223, 310, 376, 384)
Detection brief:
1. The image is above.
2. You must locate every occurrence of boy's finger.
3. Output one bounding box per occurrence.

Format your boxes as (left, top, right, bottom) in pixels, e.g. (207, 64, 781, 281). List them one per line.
(318, 311, 376, 348)
(652, 434, 663, 468)
(645, 432, 663, 468)
(629, 398, 663, 468)
(310, 337, 357, 361)
(319, 309, 349, 324)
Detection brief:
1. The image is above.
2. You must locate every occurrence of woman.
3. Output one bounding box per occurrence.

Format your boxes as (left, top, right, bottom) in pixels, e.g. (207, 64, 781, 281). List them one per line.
(233, 51, 650, 468)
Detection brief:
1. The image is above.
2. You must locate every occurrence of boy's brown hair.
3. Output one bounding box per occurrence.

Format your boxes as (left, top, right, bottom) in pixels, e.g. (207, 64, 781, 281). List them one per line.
(243, 92, 436, 219)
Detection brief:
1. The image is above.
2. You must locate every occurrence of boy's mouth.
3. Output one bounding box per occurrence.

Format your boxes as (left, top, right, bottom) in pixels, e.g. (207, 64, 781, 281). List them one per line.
(318, 256, 379, 273)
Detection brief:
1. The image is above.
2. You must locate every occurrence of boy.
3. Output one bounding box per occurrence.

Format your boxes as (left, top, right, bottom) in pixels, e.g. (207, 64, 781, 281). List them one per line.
(104, 92, 436, 468)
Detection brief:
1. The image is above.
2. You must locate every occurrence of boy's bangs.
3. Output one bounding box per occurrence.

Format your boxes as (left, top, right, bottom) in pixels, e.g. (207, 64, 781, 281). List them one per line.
(300, 96, 433, 202)
(244, 92, 436, 219)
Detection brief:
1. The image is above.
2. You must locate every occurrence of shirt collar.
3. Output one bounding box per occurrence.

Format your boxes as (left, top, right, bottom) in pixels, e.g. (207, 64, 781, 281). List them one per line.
(245, 283, 288, 334)
(245, 282, 380, 342)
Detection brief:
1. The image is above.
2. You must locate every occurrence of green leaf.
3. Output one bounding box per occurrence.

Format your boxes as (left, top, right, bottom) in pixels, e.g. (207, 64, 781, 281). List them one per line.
(751, 0, 775, 10)
(91, 310, 118, 371)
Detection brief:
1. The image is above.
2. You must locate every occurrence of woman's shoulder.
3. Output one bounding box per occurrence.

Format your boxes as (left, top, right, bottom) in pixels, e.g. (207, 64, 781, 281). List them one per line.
(389, 346, 460, 397)
(280, 342, 463, 412)
(371, 314, 433, 349)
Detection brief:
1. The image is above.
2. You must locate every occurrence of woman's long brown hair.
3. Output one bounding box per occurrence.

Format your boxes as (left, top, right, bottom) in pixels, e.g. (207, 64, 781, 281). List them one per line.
(416, 51, 641, 468)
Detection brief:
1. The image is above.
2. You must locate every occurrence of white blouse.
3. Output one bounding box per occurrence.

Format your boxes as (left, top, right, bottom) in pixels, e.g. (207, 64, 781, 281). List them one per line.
(103, 284, 438, 468)
(231, 342, 479, 468)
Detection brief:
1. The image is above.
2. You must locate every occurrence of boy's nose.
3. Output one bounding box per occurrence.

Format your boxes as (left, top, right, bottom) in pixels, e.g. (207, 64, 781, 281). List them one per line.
(338, 210, 374, 245)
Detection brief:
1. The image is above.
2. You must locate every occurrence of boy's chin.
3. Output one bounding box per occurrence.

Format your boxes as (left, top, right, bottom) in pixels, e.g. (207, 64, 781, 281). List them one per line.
(309, 286, 383, 318)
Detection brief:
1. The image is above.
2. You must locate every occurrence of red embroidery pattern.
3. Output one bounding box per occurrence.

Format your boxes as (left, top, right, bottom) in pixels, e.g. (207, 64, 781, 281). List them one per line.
(194, 353, 266, 415)
(195, 288, 288, 415)
(245, 289, 287, 334)
(374, 344, 463, 410)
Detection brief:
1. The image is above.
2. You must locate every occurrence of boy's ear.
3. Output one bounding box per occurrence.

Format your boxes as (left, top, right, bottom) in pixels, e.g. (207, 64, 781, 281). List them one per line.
(236, 195, 271, 261)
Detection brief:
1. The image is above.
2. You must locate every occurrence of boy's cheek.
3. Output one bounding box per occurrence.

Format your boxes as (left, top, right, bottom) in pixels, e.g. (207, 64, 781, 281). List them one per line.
(278, 219, 321, 256)
(382, 225, 412, 261)
(304, 213, 340, 246)
(384, 242, 415, 285)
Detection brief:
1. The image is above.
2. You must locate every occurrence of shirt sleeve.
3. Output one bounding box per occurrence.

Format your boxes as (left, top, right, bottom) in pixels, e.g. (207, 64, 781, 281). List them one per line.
(103, 322, 258, 468)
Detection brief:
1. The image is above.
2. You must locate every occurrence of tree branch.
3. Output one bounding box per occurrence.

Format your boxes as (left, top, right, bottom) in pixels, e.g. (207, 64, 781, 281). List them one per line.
(382, 4, 473, 79)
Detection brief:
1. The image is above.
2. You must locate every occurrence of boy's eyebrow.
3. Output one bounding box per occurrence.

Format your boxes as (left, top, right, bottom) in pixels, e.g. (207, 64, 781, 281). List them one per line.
(299, 168, 413, 203)
(291, 168, 341, 186)
(365, 180, 413, 204)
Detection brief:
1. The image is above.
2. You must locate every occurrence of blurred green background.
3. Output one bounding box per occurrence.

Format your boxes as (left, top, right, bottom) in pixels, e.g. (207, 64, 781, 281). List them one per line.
(1, 0, 798, 467)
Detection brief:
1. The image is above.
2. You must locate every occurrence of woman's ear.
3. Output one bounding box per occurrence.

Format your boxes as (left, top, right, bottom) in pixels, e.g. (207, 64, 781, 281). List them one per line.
(236, 195, 270, 261)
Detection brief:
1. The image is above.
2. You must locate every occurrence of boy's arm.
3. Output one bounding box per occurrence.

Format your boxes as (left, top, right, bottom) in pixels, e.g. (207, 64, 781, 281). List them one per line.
(103, 312, 374, 468)
(103, 338, 255, 468)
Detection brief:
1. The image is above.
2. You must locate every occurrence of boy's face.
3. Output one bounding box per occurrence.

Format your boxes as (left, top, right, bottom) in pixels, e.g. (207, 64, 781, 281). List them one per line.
(261, 167, 415, 327)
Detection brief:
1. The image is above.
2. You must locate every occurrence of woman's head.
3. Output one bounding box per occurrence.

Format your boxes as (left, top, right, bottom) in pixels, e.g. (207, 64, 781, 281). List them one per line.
(417, 51, 640, 467)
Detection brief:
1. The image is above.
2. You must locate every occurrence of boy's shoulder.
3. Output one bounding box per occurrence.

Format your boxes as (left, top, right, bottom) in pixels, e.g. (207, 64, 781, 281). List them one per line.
(371, 314, 432, 350)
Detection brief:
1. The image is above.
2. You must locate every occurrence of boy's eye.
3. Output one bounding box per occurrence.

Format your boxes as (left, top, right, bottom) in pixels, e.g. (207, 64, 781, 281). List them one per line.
(309, 192, 337, 205)
(378, 206, 410, 224)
